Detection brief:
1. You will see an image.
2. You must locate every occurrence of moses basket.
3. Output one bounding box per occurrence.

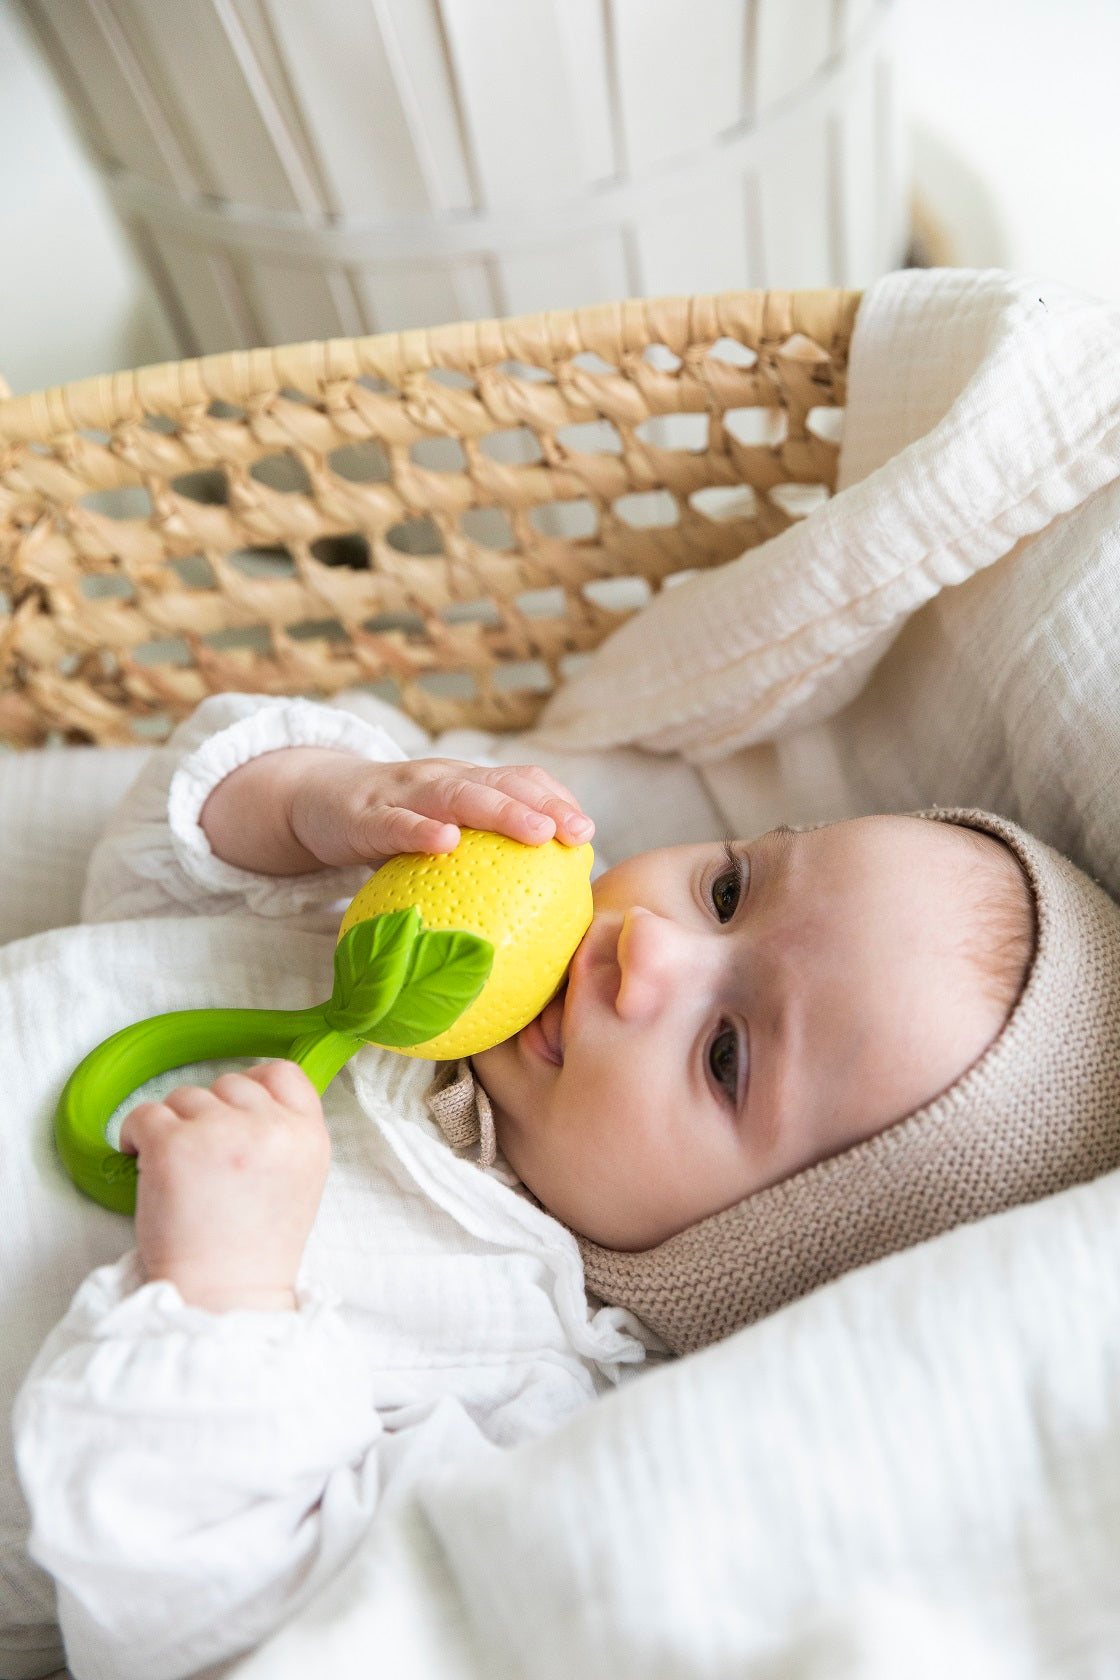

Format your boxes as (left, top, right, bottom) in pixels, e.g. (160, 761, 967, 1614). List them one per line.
(0, 289, 860, 750)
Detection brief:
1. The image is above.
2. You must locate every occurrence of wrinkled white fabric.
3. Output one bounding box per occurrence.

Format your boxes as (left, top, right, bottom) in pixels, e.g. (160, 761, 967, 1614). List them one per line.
(233, 1159, 1120, 1680)
(4, 694, 650, 1680)
(533, 269, 1120, 771)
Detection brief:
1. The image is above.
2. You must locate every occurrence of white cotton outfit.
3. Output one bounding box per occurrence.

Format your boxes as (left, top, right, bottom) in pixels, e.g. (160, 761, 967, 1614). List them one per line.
(3, 693, 657, 1680)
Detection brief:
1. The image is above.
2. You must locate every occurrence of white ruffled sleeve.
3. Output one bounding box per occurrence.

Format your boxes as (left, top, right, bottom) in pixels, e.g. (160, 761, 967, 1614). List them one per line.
(12, 1254, 384, 1680)
(80, 694, 417, 927)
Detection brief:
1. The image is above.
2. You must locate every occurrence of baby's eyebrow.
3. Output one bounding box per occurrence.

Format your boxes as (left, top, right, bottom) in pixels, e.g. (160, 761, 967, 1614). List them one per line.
(757, 824, 799, 904)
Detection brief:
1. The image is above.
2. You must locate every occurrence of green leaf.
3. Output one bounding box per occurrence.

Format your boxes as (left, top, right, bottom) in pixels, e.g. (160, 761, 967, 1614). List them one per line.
(370, 928, 494, 1047)
(324, 908, 420, 1036)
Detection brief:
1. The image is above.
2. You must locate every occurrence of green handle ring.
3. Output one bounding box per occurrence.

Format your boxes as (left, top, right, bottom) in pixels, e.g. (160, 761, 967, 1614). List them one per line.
(55, 1005, 362, 1216)
(55, 907, 494, 1217)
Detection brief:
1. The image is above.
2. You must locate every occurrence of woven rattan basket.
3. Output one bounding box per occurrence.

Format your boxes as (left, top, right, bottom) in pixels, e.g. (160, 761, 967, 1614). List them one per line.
(0, 288, 859, 749)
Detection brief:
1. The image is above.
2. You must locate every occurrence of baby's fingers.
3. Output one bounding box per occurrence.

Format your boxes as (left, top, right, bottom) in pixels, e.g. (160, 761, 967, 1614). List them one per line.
(369, 804, 462, 857)
(118, 1099, 176, 1156)
(484, 765, 595, 844)
(410, 783, 553, 847)
(415, 768, 593, 847)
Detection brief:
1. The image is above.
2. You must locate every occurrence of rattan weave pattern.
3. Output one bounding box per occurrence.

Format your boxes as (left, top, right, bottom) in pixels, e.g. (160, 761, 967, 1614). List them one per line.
(0, 289, 859, 747)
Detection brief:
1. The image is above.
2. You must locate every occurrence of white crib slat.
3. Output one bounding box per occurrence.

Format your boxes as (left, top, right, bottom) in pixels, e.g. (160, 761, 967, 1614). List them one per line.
(609, 0, 750, 298)
(256, 0, 431, 217)
(23, 0, 195, 190)
(371, 0, 478, 211)
(633, 195, 750, 300)
(499, 237, 633, 320)
(834, 57, 883, 285)
(438, 0, 591, 206)
(112, 0, 300, 210)
(145, 234, 261, 353)
(754, 0, 833, 118)
(241, 258, 364, 345)
(611, 0, 746, 172)
(261, 0, 492, 332)
(553, 0, 618, 184)
(224, 0, 369, 338)
(114, 0, 361, 345)
(228, 1, 340, 201)
(255, 0, 473, 331)
(439, 0, 630, 327)
(368, 0, 500, 326)
(756, 114, 833, 288)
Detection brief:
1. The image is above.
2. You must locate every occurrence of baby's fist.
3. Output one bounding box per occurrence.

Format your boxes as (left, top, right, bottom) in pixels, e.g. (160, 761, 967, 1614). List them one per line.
(119, 1061, 330, 1313)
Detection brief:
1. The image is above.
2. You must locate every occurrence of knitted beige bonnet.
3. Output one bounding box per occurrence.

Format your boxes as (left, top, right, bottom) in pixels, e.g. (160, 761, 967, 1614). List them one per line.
(430, 810, 1120, 1356)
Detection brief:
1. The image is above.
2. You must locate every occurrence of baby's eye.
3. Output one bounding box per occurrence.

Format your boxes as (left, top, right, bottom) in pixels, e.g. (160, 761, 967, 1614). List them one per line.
(710, 846, 745, 923)
(709, 1024, 739, 1101)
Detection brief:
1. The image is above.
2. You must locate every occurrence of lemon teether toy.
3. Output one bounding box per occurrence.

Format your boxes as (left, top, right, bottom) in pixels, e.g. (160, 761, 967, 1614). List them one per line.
(56, 830, 593, 1214)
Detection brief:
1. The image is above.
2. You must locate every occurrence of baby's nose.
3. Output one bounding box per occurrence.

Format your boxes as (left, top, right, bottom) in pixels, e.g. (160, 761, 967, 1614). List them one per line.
(614, 905, 707, 1023)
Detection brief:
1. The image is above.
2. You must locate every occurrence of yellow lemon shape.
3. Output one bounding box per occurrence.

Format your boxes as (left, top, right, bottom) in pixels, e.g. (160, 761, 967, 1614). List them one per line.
(338, 828, 594, 1059)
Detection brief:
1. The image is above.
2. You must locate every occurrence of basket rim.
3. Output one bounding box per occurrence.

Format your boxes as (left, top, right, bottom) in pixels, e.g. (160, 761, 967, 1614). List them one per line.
(0, 287, 861, 448)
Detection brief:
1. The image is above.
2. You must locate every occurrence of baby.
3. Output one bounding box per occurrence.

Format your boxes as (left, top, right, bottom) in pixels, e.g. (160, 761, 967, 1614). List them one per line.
(8, 690, 1119, 1680)
(130, 744, 1033, 1308)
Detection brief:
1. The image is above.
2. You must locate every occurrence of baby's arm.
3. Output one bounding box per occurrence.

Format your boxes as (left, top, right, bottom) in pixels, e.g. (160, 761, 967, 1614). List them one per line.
(14, 1264, 382, 1680)
(80, 692, 418, 924)
(82, 691, 593, 926)
(13, 1064, 376, 1678)
(199, 745, 594, 875)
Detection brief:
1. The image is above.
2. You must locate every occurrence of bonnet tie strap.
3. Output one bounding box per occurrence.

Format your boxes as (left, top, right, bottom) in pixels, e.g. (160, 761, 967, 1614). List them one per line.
(426, 1059, 497, 1168)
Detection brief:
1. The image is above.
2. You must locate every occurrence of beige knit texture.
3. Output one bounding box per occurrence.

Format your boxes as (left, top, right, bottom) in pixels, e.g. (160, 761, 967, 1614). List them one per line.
(427, 1057, 497, 1169)
(576, 810, 1120, 1354)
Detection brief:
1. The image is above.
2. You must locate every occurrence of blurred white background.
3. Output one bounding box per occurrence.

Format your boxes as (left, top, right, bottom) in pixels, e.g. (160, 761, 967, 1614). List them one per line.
(2, 0, 1119, 397)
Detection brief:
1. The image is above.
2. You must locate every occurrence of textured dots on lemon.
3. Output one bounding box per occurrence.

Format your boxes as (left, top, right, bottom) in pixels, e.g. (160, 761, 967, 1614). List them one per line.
(338, 828, 594, 1059)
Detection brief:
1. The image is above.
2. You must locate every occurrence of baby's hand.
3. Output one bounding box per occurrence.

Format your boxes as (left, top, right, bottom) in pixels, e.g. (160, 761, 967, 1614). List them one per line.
(287, 753, 595, 869)
(118, 1062, 330, 1313)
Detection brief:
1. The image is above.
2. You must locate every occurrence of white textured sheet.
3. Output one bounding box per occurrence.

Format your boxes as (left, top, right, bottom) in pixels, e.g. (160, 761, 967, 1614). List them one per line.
(234, 1164, 1120, 1679)
(0, 747, 148, 945)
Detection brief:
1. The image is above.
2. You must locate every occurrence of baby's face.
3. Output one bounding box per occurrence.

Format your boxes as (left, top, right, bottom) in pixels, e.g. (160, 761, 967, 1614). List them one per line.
(472, 816, 1021, 1250)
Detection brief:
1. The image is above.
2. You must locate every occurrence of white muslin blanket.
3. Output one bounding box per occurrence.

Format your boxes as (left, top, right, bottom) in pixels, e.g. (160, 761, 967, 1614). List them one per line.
(535, 267, 1120, 769)
(228, 268, 1120, 1678)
